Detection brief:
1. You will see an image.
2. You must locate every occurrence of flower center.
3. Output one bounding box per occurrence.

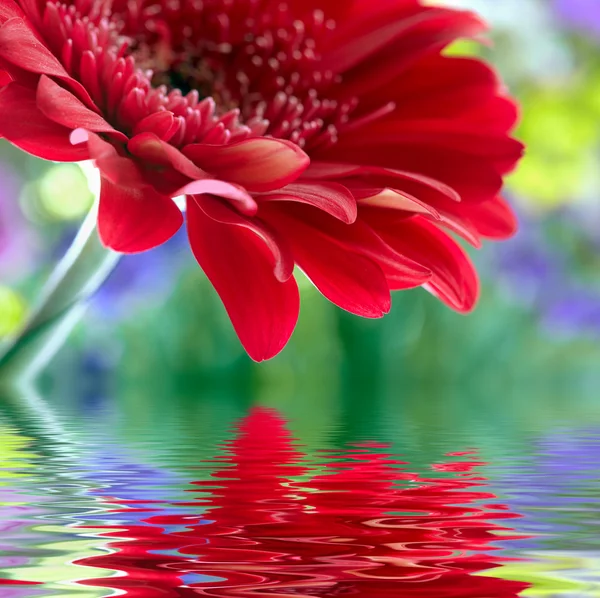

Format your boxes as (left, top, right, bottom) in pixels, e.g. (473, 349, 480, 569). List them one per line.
(121, 0, 354, 149)
(41, 0, 392, 151)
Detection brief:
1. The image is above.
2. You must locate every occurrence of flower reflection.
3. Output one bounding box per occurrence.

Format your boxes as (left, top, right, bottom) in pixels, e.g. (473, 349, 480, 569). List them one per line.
(74, 408, 529, 597)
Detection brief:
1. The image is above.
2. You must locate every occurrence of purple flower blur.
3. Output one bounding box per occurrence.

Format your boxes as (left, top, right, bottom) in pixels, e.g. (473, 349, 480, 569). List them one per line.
(92, 227, 188, 320)
(554, 0, 600, 39)
(0, 164, 36, 282)
(489, 204, 600, 339)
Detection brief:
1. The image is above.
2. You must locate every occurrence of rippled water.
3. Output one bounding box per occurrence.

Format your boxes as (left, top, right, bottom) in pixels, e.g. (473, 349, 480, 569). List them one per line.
(1, 386, 599, 597)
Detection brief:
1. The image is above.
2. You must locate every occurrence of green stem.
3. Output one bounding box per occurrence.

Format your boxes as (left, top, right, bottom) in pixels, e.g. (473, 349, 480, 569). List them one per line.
(0, 205, 120, 387)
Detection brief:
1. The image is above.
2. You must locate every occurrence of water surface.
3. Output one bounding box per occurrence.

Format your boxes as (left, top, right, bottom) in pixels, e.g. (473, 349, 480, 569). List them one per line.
(1, 385, 599, 597)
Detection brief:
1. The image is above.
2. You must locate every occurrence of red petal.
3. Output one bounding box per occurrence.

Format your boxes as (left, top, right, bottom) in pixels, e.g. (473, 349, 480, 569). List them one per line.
(37, 75, 126, 141)
(0, 1, 24, 24)
(263, 206, 391, 318)
(0, 17, 68, 76)
(267, 203, 431, 285)
(187, 197, 300, 361)
(362, 211, 479, 311)
(133, 111, 178, 140)
(257, 181, 357, 224)
(332, 6, 486, 100)
(352, 186, 440, 218)
(434, 211, 482, 249)
(319, 143, 503, 204)
(179, 179, 257, 216)
(194, 195, 295, 282)
(0, 17, 96, 109)
(128, 132, 207, 180)
(349, 53, 496, 120)
(183, 138, 310, 192)
(323, 5, 444, 72)
(304, 162, 461, 203)
(0, 82, 89, 160)
(467, 195, 518, 240)
(98, 178, 183, 253)
(340, 118, 524, 175)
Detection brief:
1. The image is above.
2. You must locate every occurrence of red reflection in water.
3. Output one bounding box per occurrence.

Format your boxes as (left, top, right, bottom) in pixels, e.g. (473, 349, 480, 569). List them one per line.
(75, 409, 529, 597)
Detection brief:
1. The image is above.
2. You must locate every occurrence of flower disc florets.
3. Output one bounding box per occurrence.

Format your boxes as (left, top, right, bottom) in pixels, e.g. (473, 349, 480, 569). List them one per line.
(0, 0, 524, 360)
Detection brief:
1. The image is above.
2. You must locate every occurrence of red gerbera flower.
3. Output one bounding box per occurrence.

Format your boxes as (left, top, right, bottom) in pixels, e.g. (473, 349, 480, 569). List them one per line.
(0, 0, 523, 360)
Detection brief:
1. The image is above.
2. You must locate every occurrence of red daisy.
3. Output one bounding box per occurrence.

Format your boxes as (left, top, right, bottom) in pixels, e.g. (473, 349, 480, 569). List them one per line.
(0, 0, 523, 360)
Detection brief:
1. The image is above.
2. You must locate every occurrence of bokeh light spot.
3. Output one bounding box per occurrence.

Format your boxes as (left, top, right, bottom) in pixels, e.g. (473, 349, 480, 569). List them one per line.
(38, 164, 94, 221)
(0, 286, 26, 337)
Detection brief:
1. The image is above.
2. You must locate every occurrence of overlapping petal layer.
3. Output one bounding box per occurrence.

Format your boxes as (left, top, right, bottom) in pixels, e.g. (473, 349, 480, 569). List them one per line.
(0, 0, 523, 359)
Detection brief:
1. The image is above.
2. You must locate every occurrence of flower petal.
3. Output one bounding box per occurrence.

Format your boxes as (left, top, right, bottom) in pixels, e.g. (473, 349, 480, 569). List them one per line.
(263, 206, 391, 318)
(194, 195, 295, 282)
(187, 196, 300, 361)
(183, 138, 310, 192)
(0, 18, 67, 77)
(36, 75, 126, 141)
(0, 17, 96, 109)
(128, 132, 207, 180)
(133, 111, 178, 141)
(353, 187, 440, 218)
(320, 143, 503, 204)
(257, 181, 357, 224)
(363, 211, 479, 311)
(0, 82, 89, 160)
(340, 119, 524, 175)
(0, 1, 24, 24)
(467, 195, 518, 240)
(98, 177, 183, 253)
(304, 162, 461, 203)
(331, 8, 486, 98)
(179, 179, 258, 217)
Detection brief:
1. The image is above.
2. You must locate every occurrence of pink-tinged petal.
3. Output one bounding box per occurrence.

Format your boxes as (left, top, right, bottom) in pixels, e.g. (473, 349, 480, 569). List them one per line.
(435, 212, 482, 249)
(128, 132, 207, 180)
(257, 181, 357, 224)
(71, 129, 146, 187)
(0, 68, 10, 85)
(0, 82, 89, 160)
(353, 186, 441, 218)
(363, 210, 479, 311)
(193, 195, 294, 282)
(98, 177, 183, 253)
(187, 197, 300, 361)
(183, 138, 310, 192)
(263, 205, 391, 318)
(36, 75, 127, 141)
(467, 195, 518, 240)
(178, 179, 258, 216)
(96, 154, 145, 187)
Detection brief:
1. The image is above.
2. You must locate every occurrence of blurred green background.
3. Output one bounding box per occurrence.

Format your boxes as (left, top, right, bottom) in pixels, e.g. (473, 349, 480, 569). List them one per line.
(1, 0, 599, 396)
